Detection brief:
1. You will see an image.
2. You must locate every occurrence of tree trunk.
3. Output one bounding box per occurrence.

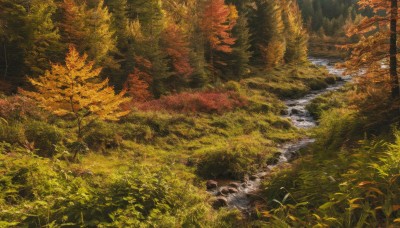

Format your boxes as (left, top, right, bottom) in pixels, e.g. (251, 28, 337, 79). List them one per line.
(390, 0, 399, 98)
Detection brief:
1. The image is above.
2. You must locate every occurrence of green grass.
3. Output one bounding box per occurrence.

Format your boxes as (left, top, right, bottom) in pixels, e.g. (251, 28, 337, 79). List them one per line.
(0, 62, 334, 227)
(252, 88, 400, 227)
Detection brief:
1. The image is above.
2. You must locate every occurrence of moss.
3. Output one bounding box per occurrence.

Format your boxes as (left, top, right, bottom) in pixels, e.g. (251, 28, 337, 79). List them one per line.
(195, 133, 277, 179)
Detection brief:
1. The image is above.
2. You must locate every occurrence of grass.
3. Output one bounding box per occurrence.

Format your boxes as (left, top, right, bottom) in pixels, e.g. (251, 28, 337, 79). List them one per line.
(0, 62, 337, 227)
(252, 87, 400, 227)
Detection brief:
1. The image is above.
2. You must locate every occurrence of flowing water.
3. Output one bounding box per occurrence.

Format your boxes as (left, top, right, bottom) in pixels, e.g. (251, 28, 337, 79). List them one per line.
(208, 57, 351, 212)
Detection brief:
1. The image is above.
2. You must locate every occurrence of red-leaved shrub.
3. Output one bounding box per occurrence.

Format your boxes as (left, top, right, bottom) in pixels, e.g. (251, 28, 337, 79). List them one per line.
(136, 91, 247, 114)
(0, 95, 43, 120)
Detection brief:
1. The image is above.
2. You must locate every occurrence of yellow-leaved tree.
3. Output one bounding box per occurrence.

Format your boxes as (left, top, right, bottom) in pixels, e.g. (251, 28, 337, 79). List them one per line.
(20, 46, 131, 155)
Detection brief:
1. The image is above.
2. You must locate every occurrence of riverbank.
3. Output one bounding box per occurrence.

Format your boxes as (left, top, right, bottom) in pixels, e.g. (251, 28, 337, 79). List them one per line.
(0, 60, 340, 226)
(205, 57, 350, 213)
(250, 62, 400, 226)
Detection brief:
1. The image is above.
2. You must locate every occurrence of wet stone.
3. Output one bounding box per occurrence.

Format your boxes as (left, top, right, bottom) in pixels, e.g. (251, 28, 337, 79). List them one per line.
(228, 188, 239, 194)
(220, 187, 230, 195)
(229, 182, 241, 189)
(250, 175, 258, 181)
(213, 197, 228, 209)
(280, 109, 289, 115)
(291, 108, 301, 115)
(206, 180, 218, 190)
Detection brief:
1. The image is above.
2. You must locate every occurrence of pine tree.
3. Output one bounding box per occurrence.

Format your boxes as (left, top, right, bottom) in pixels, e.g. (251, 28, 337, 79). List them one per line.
(20, 46, 130, 146)
(229, 12, 252, 79)
(104, 0, 130, 87)
(61, 0, 117, 69)
(84, 0, 117, 69)
(24, 0, 61, 76)
(281, 0, 308, 63)
(161, 23, 193, 91)
(251, 0, 286, 68)
(125, 68, 152, 103)
(0, 0, 27, 80)
(60, 0, 87, 47)
(200, 0, 237, 81)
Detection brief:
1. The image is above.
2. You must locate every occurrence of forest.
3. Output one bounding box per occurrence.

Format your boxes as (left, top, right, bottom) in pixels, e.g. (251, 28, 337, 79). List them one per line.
(0, 0, 400, 227)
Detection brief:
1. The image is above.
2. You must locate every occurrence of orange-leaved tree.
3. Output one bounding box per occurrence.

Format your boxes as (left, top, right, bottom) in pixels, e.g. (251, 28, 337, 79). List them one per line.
(344, 0, 400, 100)
(20, 46, 131, 146)
(200, 0, 238, 78)
(161, 22, 193, 90)
(125, 55, 153, 103)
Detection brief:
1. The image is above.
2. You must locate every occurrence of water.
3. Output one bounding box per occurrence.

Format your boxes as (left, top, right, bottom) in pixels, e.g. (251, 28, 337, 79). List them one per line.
(208, 57, 351, 211)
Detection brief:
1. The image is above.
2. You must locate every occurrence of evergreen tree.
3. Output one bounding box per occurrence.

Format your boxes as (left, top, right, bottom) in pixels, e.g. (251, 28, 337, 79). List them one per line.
(61, 0, 117, 70)
(24, 0, 61, 77)
(84, 0, 117, 69)
(200, 0, 237, 81)
(251, 0, 286, 68)
(229, 12, 252, 79)
(0, 0, 27, 80)
(60, 0, 86, 48)
(281, 0, 308, 63)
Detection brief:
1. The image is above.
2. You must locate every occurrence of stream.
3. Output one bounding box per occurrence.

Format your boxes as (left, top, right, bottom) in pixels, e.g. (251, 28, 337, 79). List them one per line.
(207, 57, 351, 212)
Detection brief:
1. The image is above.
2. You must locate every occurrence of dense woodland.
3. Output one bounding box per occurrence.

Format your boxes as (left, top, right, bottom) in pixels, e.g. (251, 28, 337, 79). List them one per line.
(0, 0, 307, 95)
(1, 0, 400, 227)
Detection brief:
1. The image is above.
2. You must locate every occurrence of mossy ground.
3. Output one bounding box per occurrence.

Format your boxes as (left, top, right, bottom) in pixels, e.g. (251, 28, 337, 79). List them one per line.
(0, 63, 335, 227)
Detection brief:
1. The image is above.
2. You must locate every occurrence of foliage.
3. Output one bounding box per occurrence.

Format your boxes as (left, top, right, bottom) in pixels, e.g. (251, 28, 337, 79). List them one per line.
(25, 121, 64, 157)
(259, 127, 400, 227)
(0, 122, 26, 145)
(161, 23, 194, 91)
(83, 121, 122, 152)
(0, 95, 43, 121)
(0, 151, 240, 227)
(196, 133, 276, 179)
(201, 0, 237, 53)
(136, 91, 247, 114)
(20, 46, 130, 140)
(125, 68, 152, 103)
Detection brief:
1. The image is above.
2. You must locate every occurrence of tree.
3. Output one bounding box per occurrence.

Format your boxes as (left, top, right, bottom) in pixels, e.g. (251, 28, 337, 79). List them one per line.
(161, 23, 193, 91)
(60, 0, 87, 47)
(20, 46, 130, 155)
(251, 0, 286, 68)
(281, 0, 308, 63)
(229, 12, 252, 79)
(24, 0, 61, 76)
(125, 68, 152, 103)
(200, 0, 237, 79)
(344, 0, 400, 99)
(61, 0, 117, 69)
(84, 0, 117, 69)
(0, 0, 26, 80)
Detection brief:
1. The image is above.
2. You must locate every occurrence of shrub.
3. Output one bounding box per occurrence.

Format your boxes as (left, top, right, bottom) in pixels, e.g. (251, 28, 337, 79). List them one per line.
(136, 91, 247, 114)
(0, 95, 43, 121)
(120, 122, 153, 143)
(314, 108, 364, 152)
(224, 80, 242, 92)
(196, 134, 275, 179)
(0, 122, 26, 145)
(0, 153, 237, 227)
(83, 121, 122, 151)
(25, 121, 64, 157)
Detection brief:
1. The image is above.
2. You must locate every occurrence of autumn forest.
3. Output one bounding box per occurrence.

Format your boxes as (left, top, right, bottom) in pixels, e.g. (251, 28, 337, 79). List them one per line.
(0, 0, 400, 227)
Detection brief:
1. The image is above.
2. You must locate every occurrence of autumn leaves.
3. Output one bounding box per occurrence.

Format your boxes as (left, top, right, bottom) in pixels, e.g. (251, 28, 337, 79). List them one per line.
(20, 47, 130, 142)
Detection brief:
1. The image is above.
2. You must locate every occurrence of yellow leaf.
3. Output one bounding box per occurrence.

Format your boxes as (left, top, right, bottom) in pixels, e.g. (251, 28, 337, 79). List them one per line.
(261, 211, 272, 218)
